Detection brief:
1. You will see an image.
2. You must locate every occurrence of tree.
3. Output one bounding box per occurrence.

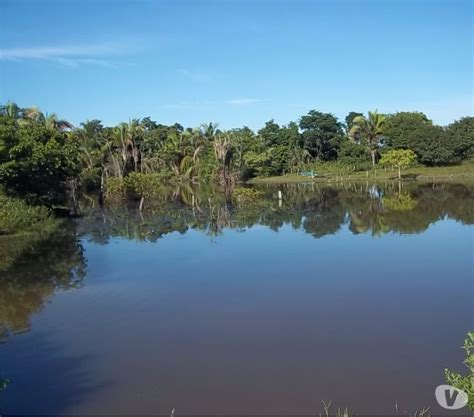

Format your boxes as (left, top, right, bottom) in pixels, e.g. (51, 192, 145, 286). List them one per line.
(384, 112, 433, 150)
(350, 111, 386, 166)
(344, 111, 363, 137)
(299, 110, 343, 160)
(446, 117, 474, 161)
(213, 133, 233, 185)
(379, 149, 416, 179)
(409, 125, 454, 166)
(0, 114, 80, 207)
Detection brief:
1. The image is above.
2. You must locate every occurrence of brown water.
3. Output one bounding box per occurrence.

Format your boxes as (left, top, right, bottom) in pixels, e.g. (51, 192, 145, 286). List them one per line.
(1, 182, 473, 416)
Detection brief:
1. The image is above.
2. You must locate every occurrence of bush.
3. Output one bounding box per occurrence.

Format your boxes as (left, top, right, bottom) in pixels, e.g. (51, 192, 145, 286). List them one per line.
(445, 332, 474, 410)
(0, 192, 56, 235)
(123, 173, 163, 200)
(105, 174, 165, 201)
(105, 177, 126, 199)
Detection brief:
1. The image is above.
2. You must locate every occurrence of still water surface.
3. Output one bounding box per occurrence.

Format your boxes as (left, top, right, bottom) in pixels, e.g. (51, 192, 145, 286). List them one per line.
(1, 182, 473, 416)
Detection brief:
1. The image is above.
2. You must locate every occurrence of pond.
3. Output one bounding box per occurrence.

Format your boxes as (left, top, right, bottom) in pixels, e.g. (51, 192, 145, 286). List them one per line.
(1, 182, 473, 416)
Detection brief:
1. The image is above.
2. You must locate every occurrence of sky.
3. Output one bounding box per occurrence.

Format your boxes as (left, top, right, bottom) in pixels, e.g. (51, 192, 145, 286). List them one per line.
(0, 0, 472, 129)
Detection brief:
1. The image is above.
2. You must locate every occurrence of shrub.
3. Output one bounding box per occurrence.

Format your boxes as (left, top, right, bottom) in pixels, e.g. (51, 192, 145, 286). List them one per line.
(0, 192, 56, 235)
(123, 173, 163, 200)
(445, 332, 474, 410)
(105, 177, 126, 199)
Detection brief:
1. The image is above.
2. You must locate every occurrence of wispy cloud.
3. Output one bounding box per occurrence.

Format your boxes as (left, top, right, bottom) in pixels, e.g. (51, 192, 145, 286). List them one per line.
(0, 43, 127, 68)
(227, 98, 265, 105)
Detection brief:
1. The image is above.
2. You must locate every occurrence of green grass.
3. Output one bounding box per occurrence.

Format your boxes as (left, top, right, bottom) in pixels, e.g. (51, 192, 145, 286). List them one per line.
(249, 162, 474, 185)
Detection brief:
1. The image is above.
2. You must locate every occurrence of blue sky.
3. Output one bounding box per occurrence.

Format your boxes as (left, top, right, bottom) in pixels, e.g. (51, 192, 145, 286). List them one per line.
(0, 0, 472, 129)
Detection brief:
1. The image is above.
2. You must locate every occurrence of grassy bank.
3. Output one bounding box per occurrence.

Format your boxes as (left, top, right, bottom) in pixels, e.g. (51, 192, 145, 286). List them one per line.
(248, 162, 474, 185)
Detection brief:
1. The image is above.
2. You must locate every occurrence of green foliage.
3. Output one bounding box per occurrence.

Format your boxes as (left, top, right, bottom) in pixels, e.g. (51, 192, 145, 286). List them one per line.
(0, 114, 80, 206)
(446, 117, 474, 161)
(105, 177, 126, 199)
(123, 172, 163, 199)
(384, 112, 433, 149)
(445, 332, 474, 411)
(349, 111, 386, 166)
(0, 191, 56, 236)
(379, 149, 417, 178)
(337, 140, 371, 169)
(410, 125, 455, 166)
(299, 110, 343, 160)
(243, 150, 274, 177)
(0, 101, 472, 211)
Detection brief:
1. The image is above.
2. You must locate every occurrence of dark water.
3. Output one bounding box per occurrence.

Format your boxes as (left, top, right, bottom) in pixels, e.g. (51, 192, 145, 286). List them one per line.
(1, 182, 473, 416)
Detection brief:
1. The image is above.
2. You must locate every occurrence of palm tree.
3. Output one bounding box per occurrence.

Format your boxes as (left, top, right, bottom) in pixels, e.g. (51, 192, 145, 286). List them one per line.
(41, 113, 73, 131)
(113, 120, 144, 175)
(0, 101, 20, 118)
(200, 122, 219, 140)
(349, 110, 386, 166)
(213, 133, 232, 185)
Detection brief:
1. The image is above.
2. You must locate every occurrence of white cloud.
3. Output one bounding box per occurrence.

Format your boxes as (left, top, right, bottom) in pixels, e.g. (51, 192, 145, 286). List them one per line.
(0, 43, 126, 67)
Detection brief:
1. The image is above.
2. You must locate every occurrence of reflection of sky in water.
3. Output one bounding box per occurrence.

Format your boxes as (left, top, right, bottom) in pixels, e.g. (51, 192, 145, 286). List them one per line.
(1, 185, 473, 416)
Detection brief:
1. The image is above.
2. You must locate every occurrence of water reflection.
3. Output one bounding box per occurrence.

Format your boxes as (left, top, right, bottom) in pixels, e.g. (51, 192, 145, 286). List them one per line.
(0, 181, 472, 415)
(0, 227, 86, 340)
(1, 182, 472, 342)
(77, 182, 474, 242)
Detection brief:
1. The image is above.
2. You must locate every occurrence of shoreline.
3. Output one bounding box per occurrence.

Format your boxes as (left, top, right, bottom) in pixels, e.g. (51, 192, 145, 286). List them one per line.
(248, 163, 474, 185)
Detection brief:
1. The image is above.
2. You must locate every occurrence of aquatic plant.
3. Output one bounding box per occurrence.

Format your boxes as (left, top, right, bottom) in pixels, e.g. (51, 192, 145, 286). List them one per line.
(445, 331, 474, 410)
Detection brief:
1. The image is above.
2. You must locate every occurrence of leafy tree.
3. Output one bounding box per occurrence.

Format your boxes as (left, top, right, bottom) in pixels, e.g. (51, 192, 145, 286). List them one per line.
(350, 111, 386, 166)
(0, 114, 80, 207)
(446, 117, 474, 161)
(410, 125, 455, 166)
(379, 149, 417, 179)
(299, 110, 343, 160)
(384, 112, 433, 150)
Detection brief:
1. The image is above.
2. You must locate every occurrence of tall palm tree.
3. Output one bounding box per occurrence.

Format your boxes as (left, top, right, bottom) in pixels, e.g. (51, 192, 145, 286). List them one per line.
(213, 133, 232, 185)
(349, 110, 386, 166)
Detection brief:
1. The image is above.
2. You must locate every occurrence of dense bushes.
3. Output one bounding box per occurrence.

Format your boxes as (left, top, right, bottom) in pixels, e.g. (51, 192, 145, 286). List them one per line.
(105, 173, 163, 202)
(0, 191, 56, 235)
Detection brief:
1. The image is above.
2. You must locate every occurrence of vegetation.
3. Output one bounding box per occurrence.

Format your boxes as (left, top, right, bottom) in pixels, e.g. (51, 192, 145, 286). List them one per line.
(0, 100, 472, 225)
(445, 331, 474, 411)
(379, 149, 417, 179)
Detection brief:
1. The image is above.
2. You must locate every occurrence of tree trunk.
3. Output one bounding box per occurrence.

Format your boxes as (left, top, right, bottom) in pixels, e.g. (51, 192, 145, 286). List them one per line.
(66, 178, 79, 217)
(371, 150, 376, 166)
(139, 196, 145, 211)
(398, 166, 401, 180)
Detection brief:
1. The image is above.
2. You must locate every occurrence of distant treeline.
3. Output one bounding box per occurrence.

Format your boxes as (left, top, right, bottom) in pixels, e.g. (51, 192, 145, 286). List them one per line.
(0, 101, 472, 211)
